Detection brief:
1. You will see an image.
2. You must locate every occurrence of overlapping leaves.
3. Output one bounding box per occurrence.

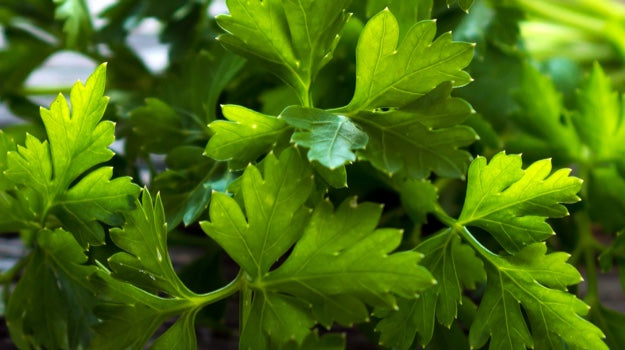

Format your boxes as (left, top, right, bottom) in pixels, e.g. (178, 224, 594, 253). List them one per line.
(91, 190, 201, 350)
(201, 148, 433, 348)
(376, 153, 605, 350)
(1, 64, 139, 246)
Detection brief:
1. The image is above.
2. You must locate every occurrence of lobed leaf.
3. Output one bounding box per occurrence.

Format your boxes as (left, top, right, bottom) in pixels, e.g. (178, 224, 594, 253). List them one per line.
(201, 148, 314, 278)
(6, 229, 99, 349)
(375, 231, 485, 348)
(217, 0, 351, 99)
(350, 82, 477, 178)
(469, 243, 606, 350)
(280, 106, 368, 169)
(346, 9, 473, 111)
(3, 64, 139, 246)
(458, 152, 582, 253)
(205, 105, 290, 170)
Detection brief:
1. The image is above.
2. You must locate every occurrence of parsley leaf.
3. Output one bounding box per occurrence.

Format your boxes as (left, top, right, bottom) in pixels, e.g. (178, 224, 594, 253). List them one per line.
(3, 64, 140, 246)
(91, 190, 206, 349)
(345, 9, 473, 111)
(217, 0, 351, 103)
(201, 148, 314, 277)
(205, 105, 291, 170)
(376, 231, 485, 348)
(201, 148, 433, 348)
(280, 106, 368, 169)
(458, 152, 582, 253)
(469, 243, 605, 350)
(348, 82, 477, 178)
(6, 229, 100, 349)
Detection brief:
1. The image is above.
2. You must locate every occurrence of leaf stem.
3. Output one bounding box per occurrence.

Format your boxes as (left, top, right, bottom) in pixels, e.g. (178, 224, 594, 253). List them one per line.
(433, 203, 498, 263)
(193, 269, 244, 307)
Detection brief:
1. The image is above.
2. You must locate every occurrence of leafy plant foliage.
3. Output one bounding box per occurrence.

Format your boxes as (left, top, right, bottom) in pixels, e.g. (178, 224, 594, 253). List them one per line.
(0, 0, 624, 349)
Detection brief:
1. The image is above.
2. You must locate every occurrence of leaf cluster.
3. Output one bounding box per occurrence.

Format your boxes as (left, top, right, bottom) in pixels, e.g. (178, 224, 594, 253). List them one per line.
(0, 0, 624, 349)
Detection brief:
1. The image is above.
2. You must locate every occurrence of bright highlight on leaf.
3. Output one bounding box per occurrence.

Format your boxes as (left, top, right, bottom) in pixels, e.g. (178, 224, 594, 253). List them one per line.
(459, 152, 582, 253)
(3, 64, 140, 247)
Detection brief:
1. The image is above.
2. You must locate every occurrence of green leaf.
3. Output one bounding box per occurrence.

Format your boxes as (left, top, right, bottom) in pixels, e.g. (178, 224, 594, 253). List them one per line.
(126, 98, 188, 156)
(53, 0, 92, 48)
(54, 167, 139, 246)
(350, 82, 477, 178)
(161, 49, 246, 124)
(265, 198, 435, 320)
(375, 230, 485, 348)
(458, 152, 582, 253)
(92, 189, 203, 350)
(217, 0, 351, 101)
(469, 243, 606, 350)
(0, 131, 37, 231)
(201, 148, 314, 278)
(205, 105, 290, 169)
(6, 229, 99, 349)
(346, 9, 473, 111)
(108, 190, 192, 297)
(280, 106, 368, 169)
(588, 166, 625, 232)
(366, 0, 432, 34)
(90, 273, 193, 350)
(240, 293, 315, 349)
(4, 64, 140, 246)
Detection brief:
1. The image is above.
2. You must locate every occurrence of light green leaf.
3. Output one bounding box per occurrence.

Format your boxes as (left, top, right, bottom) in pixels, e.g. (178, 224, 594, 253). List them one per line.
(4, 64, 139, 246)
(265, 198, 435, 326)
(469, 243, 606, 350)
(53, 0, 92, 48)
(6, 229, 99, 349)
(346, 9, 473, 111)
(201, 148, 314, 278)
(54, 167, 139, 246)
(458, 152, 582, 253)
(217, 0, 351, 101)
(280, 106, 368, 169)
(375, 230, 485, 348)
(350, 82, 477, 178)
(205, 105, 290, 169)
